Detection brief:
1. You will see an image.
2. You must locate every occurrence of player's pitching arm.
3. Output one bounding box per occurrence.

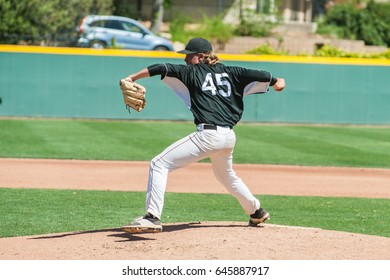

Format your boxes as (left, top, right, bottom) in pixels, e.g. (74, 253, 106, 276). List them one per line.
(125, 68, 151, 82)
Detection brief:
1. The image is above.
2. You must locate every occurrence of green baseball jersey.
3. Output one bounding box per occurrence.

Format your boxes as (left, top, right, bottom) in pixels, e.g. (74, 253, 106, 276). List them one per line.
(151, 62, 275, 128)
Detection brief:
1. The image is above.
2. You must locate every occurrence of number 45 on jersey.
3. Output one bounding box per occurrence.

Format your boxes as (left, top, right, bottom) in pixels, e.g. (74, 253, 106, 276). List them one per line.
(202, 73, 231, 97)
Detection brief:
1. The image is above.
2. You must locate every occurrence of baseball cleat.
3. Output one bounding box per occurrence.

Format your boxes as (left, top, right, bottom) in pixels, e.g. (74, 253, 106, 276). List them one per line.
(122, 226, 162, 234)
(121, 215, 162, 234)
(248, 208, 270, 227)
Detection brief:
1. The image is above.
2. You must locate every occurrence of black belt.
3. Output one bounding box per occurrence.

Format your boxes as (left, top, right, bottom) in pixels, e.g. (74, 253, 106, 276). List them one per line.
(197, 124, 233, 130)
(203, 124, 217, 130)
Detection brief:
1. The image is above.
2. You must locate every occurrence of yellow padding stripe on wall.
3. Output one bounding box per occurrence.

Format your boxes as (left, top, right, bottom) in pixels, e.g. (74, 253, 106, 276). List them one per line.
(0, 44, 181, 58)
(1, 44, 389, 66)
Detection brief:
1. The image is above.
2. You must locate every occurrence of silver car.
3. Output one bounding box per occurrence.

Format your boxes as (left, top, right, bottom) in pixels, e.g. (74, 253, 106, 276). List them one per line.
(76, 15, 174, 51)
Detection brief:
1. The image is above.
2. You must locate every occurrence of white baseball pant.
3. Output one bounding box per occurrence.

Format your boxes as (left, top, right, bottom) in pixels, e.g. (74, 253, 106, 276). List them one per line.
(145, 124, 261, 220)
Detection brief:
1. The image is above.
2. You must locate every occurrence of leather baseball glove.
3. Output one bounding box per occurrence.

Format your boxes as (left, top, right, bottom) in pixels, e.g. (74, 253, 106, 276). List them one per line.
(119, 78, 146, 112)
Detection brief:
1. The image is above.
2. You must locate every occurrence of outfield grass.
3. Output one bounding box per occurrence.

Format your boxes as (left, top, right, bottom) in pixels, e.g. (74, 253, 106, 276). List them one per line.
(0, 118, 389, 238)
(1, 118, 389, 168)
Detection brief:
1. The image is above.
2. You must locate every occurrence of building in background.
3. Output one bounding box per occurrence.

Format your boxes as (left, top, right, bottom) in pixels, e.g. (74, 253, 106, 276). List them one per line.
(131, 0, 326, 25)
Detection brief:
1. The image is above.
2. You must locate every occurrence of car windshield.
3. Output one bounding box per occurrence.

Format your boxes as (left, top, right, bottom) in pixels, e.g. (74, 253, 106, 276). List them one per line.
(122, 22, 144, 33)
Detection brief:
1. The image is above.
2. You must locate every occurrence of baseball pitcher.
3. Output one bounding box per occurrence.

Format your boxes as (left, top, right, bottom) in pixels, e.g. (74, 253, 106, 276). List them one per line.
(120, 38, 286, 233)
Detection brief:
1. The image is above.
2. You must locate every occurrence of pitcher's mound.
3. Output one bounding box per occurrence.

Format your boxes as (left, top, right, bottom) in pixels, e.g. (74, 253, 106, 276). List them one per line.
(1, 222, 389, 260)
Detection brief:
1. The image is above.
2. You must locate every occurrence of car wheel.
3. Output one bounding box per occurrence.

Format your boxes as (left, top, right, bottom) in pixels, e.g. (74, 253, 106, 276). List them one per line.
(153, 46, 169, 51)
(90, 40, 106, 49)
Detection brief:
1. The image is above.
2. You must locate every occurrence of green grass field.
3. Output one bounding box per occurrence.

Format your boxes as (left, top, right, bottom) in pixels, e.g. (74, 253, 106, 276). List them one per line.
(1, 118, 389, 167)
(0, 118, 389, 238)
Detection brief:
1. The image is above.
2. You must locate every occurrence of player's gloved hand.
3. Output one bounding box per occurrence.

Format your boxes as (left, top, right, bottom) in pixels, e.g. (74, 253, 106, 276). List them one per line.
(119, 78, 146, 112)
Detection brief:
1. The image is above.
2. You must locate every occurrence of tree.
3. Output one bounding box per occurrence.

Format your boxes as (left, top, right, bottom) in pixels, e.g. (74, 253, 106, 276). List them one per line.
(317, 0, 390, 47)
(150, 0, 164, 34)
(0, 0, 113, 45)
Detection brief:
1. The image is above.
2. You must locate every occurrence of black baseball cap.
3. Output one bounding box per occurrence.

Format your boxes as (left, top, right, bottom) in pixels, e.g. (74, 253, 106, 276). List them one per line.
(177, 38, 212, 54)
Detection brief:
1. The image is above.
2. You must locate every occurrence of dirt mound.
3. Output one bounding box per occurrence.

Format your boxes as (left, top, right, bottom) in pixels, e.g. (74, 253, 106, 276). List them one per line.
(1, 222, 390, 260)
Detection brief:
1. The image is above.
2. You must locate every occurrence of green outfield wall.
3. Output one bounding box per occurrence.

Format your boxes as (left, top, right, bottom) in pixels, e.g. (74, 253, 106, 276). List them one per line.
(0, 45, 389, 124)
